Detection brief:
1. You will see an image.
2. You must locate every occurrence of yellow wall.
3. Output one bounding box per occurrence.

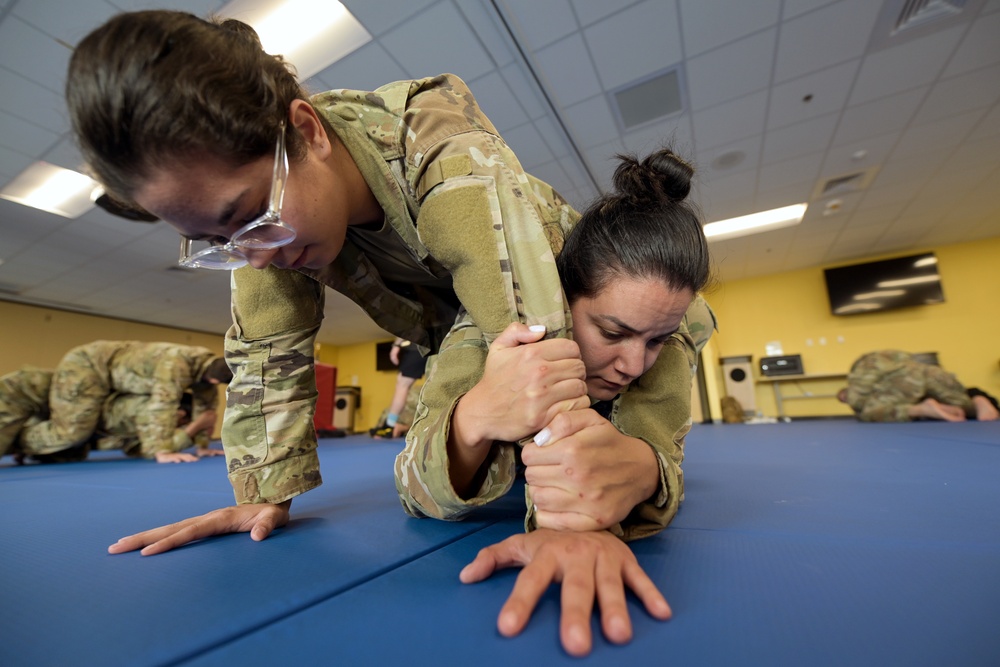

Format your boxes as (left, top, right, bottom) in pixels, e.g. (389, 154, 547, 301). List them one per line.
(8, 234, 996, 430)
(316, 339, 402, 432)
(706, 236, 1000, 419)
(0, 300, 228, 436)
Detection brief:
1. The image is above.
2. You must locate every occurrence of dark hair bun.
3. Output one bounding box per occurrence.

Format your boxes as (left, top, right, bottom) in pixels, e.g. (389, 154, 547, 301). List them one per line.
(612, 148, 693, 203)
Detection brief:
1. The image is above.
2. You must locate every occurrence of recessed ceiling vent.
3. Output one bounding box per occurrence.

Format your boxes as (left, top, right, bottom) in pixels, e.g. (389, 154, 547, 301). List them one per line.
(894, 0, 967, 34)
(811, 167, 879, 200)
(610, 68, 685, 130)
(869, 0, 984, 50)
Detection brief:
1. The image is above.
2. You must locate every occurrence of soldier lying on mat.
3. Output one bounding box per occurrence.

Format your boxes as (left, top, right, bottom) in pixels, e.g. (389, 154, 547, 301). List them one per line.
(837, 351, 999, 422)
(70, 10, 712, 657)
(0, 367, 221, 464)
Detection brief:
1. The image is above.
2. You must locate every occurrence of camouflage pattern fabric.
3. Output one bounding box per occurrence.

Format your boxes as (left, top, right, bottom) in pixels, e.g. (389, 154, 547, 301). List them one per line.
(1, 367, 202, 460)
(17, 341, 219, 456)
(845, 350, 974, 422)
(0, 367, 53, 457)
(95, 391, 205, 457)
(225, 74, 717, 541)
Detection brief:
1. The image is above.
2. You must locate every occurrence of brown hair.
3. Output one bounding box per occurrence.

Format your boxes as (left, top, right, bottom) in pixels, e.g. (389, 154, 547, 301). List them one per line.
(557, 147, 711, 303)
(66, 10, 315, 206)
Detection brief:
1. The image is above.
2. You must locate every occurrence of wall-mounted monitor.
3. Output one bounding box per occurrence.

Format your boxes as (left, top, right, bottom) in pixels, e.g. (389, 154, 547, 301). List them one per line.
(823, 252, 945, 316)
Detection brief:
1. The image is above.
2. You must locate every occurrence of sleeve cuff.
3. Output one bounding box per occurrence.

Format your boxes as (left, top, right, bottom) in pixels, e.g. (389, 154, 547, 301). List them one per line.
(229, 450, 323, 504)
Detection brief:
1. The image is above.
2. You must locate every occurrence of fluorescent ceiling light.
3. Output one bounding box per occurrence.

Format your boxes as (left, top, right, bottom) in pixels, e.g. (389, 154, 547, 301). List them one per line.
(218, 0, 372, 80)
(0, 162, 101, 218)
(913, 256, 938, 267)
(877, 275, 940, 288)
(703, 203, 808, 242)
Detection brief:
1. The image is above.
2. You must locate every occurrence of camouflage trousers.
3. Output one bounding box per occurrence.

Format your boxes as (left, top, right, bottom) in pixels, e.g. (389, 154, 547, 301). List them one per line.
(846, 356, 973, 422)
(0, 367, 52, 457)
(17, 348, 113, 453)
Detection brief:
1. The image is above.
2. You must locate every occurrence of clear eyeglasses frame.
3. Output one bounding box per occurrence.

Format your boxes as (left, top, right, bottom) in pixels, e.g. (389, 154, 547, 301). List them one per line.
(177, 122, 296, 270)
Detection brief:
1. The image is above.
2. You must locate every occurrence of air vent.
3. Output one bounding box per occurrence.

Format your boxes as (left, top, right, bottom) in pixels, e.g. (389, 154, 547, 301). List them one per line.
(610, 68, 684, 130)
(869, 0, 984, 50)
(811, 167, 879, 200)
(894, 0, 967, 35)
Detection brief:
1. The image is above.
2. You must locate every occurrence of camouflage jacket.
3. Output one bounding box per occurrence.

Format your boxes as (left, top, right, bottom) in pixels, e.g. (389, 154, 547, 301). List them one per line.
(96, 392, 208, 458)
(224, 74, 716, 540)
(69, 341, 218, 453)
(845, 349, 973, 421)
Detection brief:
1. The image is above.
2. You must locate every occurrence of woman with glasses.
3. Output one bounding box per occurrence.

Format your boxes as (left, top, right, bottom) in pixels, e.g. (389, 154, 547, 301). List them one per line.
(68, 10, 715, 656)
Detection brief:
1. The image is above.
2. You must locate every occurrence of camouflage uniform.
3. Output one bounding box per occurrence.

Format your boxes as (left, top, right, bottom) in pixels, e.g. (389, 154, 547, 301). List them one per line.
(0, 367, 206, 460)
(845, 350, 975, 422)
(0, 367, 52, 458)
(17, 341, 219, 456)
(224, 74, 715, 540)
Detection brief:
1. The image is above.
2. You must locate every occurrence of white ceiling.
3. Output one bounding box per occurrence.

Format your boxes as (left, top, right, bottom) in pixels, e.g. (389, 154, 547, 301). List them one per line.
(1, 0, 998, 346)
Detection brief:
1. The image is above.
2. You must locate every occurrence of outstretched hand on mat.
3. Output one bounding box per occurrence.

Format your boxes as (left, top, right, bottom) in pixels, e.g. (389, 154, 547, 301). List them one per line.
(459, 528, 671, 657)
(108, 500, 291, 556)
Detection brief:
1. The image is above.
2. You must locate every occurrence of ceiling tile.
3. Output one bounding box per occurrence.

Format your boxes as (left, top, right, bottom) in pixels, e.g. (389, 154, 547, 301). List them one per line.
(341, 0, 437, 37)
(0, 68, 68, 135)
(454, 0, 516, 68)
(379, 2, 495, 82)
(499, 122, 554, 171)
(13, 0, 118, 45)
(500, 0, 577, 51)
(767, 59, 858, 130)
(0, 145, 34, 182)
(679, 0, 780, 57)
(465, 71, 528, 133)
(691, 90, 768, 152)
(571, 0, 637, 25)
(913, 62, 1000, 125)
(533, 34, 602, 107)
(774, 0, 882, 83)
(0, 16, 71, 94)
(942, 10, 1000, 77)
(308, 42, 408, 93)
(584, 1, 683, 90)
(687, 28, 776, 111)
(891, 108, 985, 160)
(0, 110, 60, 158)
(761, 113, 838, 164)
(849, 25, 964, 106)
(782, 0, 839, 20)
(562, 95, 619, 149)
(832, 87, 926, 146)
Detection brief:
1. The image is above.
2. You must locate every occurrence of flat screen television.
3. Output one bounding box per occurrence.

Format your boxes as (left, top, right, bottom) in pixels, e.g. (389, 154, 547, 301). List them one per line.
(823, 252, 945, 316)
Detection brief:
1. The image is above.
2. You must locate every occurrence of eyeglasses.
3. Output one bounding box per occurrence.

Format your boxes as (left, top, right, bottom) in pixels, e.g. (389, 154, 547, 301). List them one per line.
(178, 123, 296, 270)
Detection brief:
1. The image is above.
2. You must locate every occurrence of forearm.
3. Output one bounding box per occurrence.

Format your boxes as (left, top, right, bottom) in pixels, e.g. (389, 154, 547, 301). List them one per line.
(394, 321, 517, 519)
(224, 266, 326, 504)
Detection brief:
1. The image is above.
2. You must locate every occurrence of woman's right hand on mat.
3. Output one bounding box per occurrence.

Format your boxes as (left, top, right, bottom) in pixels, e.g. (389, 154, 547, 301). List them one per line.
(107, 500, 292, 556)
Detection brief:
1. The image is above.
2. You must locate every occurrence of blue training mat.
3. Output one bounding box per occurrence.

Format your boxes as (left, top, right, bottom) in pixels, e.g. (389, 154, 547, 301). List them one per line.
(2, 423, 999, 666)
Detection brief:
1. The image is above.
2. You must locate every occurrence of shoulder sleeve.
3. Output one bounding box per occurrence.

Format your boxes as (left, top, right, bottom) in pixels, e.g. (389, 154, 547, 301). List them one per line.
(223, 266, 326, 504)
(394, 316, 518, 519)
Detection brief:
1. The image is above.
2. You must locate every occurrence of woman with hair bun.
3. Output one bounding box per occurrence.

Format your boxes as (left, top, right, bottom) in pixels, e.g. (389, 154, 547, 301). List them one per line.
(398, 148, 714, 656)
